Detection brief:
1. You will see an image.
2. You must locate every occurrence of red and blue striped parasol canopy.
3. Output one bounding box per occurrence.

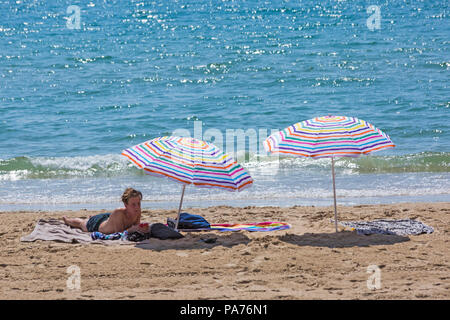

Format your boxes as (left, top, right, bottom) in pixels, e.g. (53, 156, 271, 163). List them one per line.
(122, 136, 253, 191)
(264, 115, 395, 158)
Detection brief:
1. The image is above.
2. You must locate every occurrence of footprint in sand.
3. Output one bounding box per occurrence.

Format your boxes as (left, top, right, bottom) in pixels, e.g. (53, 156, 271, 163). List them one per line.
(250, 255, 270, 270)
(224, 263, 237, 268)
(176, 252, 189, 257)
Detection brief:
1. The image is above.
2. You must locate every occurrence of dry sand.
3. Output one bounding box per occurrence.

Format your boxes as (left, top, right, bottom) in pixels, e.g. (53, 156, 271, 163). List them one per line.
(0, 202, 449, 300)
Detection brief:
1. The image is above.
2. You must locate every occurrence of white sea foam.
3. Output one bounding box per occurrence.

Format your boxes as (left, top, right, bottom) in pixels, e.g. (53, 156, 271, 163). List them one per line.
(1, 169, 449, 211)
(1, 152, 448, 181)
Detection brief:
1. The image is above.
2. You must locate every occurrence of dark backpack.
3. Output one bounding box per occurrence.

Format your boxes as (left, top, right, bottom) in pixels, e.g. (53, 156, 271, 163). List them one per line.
(150, 223, 184, 240)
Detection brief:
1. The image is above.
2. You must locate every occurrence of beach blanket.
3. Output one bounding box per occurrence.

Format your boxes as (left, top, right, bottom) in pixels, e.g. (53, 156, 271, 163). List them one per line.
(21, 219, 135, 245)
(335, 219, 434, 236)
(180, 221, 291, 232)
(21, 219, 183, 244)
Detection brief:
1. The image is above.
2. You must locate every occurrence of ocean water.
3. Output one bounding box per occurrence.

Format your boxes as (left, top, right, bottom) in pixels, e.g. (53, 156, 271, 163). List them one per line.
(1, 0, 449, 211)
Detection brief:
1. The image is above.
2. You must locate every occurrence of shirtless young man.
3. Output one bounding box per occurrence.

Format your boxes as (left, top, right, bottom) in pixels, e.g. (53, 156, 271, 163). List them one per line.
(63, 188, 148, 234)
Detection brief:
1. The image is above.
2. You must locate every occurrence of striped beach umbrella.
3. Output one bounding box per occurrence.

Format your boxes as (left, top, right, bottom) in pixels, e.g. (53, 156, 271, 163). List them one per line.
(122, 136, 253, 229)
(264, 115, 395, 232)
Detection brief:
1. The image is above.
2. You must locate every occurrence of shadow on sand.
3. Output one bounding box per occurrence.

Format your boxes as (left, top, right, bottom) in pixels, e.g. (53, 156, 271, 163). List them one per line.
(279, 231, 410, 248)
(134, 232, 251, 251)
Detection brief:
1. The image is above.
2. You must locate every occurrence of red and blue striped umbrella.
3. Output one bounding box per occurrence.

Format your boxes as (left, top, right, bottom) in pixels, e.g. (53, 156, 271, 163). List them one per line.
(122, 136, 253, 229)
(264, 115, 395, 232)
(264, 115, 395, 158)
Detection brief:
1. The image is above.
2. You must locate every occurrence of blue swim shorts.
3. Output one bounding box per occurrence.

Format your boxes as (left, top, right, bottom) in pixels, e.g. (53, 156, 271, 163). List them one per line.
(86, 213, 111, 232)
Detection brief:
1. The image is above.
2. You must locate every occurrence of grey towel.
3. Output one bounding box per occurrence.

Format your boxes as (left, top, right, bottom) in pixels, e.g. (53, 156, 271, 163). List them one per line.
(336, 219, 434, 236)
(20, 219, 134, 245)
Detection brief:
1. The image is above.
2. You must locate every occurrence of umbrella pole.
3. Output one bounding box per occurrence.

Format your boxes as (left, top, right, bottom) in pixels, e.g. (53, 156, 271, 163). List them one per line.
(175, 185, 186, 231)
(331, 157, 338, 233)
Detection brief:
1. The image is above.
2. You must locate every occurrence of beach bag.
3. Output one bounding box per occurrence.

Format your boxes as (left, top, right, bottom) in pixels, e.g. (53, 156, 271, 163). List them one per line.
(150, 223, 184, 240)
(175, 212, 211, 229)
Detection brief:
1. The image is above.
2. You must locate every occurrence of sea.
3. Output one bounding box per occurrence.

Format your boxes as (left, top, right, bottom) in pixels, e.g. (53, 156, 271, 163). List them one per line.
(1, 0, 449, 212)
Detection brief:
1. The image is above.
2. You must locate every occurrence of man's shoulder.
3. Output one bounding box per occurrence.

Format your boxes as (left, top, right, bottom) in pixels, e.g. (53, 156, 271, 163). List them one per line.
(111, 208, 126, 216)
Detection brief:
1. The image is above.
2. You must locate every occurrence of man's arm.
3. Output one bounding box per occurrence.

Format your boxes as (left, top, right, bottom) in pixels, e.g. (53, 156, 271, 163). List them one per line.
(124, 214, 145, 233)
(126, 224, 140, 233)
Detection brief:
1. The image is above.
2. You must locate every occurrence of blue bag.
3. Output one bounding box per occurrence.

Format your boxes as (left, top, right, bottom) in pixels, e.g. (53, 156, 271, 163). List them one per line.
(177, 212, 211, 229)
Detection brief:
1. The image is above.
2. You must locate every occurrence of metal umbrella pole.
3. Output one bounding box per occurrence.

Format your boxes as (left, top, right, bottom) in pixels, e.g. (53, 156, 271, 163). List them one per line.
(331, 157, 338, 233)
(175, 184, 186, 231)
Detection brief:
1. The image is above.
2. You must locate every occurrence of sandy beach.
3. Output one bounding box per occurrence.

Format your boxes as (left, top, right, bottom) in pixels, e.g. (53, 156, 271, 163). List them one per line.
(0, 202, 448, 300)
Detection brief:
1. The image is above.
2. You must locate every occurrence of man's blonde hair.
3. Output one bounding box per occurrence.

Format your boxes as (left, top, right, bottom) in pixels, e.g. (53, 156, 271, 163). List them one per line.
(122, 188, 142, 204)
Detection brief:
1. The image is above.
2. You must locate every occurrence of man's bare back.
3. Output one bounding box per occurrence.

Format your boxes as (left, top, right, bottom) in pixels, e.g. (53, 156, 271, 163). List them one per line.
(98, 208, 140, 234)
